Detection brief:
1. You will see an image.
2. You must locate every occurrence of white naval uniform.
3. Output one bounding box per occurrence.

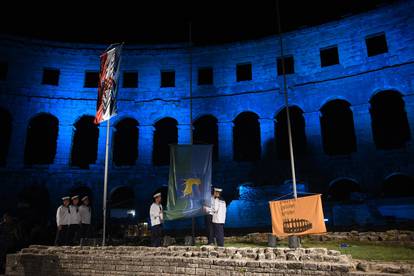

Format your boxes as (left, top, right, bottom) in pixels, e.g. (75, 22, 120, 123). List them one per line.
(212, 197, 226, 224)
(79, 205, 91, 224)
(149, 203, 164, 227)
(69, 205, 81, 225)
(56, 205, 71, 226)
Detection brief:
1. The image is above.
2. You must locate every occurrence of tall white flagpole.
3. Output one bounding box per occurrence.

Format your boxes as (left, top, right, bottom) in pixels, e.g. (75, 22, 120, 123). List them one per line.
(102, 118, 110, 246)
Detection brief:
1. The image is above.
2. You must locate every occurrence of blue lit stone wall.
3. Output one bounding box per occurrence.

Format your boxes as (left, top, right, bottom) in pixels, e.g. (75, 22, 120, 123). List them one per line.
(0, 0, 413, 230)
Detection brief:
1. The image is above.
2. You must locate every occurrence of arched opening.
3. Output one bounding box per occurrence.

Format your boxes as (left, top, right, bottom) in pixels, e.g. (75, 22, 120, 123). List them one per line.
(320, 100, 357, 155)
(17, 185, 50, 245)
(113, 118, 139, 166)
(71, 115, 99, 169)
(328, 178, 360, 201)
(193, 115, 218, 161)
(370, 91, 411, 150)
(24, 113, 59, 165)
(153, 186, 169, 208)
(0, 107, 12, 166)
(233, 112, 261, 161)
(382, 174, 414, 198)
(153, 117, 178, 166)
(110, 186, 135, 221)
(275, 106, 306, 160)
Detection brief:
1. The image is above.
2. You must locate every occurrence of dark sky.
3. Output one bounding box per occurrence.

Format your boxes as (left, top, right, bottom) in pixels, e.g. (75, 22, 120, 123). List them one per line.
(1, 0, 395, 45)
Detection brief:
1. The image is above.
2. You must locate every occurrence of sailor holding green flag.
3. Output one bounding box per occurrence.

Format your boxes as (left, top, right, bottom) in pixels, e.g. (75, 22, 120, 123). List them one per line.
(206, 187, 226, 246)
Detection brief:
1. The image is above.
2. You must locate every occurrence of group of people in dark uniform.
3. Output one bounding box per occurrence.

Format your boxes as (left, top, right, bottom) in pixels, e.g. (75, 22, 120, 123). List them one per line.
(149, 187, 227, 247)
(55, 195, 92, 246)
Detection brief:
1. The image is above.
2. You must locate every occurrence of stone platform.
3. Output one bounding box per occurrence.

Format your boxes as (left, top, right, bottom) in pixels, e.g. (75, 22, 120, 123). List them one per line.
(5, 245, 411, 275)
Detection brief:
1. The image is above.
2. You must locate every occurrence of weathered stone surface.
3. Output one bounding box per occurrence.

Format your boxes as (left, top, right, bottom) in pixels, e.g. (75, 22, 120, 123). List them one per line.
(6, 245, 356, 275)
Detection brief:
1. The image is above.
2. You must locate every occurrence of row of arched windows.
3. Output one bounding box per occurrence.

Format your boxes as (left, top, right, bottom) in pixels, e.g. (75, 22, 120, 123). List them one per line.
(0, 90, 411, 167)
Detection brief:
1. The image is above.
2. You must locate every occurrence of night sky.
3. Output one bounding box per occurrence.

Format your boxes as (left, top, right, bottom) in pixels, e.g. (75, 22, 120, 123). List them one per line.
(1, 0, 395, 45)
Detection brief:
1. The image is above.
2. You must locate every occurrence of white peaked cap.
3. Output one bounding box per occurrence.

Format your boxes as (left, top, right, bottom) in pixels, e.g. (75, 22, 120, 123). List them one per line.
(214, 187, 223, 192)
(71, 195, 79, 200)
(81, 196, 89, 201)
(62, 196, 70, 200)
(153, 192, 162, 198)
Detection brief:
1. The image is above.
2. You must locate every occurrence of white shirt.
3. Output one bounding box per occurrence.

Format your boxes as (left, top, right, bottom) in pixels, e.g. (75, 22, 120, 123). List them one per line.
(69, 205, 81, 225)
(212, 198, 226, 224)
(150, 203, 164, 226)
(56, 205, 71, 226)
(79, 205, 91, 224)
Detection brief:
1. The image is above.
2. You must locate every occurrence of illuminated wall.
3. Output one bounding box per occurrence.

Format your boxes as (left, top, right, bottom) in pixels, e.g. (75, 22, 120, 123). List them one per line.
(0, 0, 413, 230)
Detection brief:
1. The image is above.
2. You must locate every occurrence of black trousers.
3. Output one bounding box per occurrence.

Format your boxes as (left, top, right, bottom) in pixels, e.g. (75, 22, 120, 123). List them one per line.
(54, 225, 69, 246)
(67, 224, 81, 245)
(80, 223, 92, 240)
(151, 224, 164, 247)
(213, 223, 224, 247)
(205, 215, 214, 244)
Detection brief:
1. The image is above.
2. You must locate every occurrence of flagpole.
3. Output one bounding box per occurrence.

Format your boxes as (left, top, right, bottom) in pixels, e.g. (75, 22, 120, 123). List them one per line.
(102, 118, 110, 246)
(276, 0, 297, 199)
(276, 0, 301, 248)
(188, 21, 196, 246)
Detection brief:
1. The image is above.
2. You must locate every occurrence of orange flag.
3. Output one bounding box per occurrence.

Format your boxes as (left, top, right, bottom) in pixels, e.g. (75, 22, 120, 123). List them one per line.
(269, 194, 326, 237)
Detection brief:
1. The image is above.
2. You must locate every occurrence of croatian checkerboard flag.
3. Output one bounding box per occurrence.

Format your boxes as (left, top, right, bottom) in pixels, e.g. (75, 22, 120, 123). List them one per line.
(94, 43, 123, 124)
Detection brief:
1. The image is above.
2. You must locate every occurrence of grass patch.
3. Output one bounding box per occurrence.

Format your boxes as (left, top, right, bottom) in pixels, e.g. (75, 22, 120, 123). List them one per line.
(219, 241, 414, 262)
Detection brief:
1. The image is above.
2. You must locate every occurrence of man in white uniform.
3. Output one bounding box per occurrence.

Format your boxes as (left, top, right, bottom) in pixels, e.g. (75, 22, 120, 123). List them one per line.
(149, 192, 164, 247)
(79, 196, 92, 240)
(68, 195, 81, 245)
(211, 187, 226, 246)
(55, 196, 71, 245)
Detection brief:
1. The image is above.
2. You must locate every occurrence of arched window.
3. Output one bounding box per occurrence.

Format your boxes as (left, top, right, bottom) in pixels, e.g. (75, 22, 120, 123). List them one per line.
(275, 106, 306, 160)
(328, 178, 360, 201)
(233, 112, 261, 161)
(0, 108, 12, 166)
(24, 113, 59, 165)
(71, 115, 99, 169)
(193, 115, 218, 161)
(370, 91, 411, 149)
(17, 185, 50, 225)
(153, 117, 178, 166)
(320, 100, 356, 155)
(382, 174, 414, 198)
(113, 118, 139, 166)
(110, 186, 135, 209)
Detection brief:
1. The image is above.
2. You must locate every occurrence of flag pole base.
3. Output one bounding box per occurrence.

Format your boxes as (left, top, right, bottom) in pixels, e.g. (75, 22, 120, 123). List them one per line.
(288, 235, 301, 248)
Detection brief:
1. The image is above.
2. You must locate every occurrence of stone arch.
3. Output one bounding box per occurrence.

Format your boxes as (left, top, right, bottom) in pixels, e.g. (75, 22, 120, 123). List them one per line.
(193, 115, 219, 161)
(113, 117, 139, 166)
(275, 106, 306, 159)
(382, 173, 414, 198)
(0, 107, 12, 166)
(153, 117, 178, 166)
(369, 90, 411, 149)
(24, 113, 59, 165)
(320, 99, 357, 155)
(233, 111, 261, 161)
(71, 115, 99, 169)
(328, 178, 360, 201)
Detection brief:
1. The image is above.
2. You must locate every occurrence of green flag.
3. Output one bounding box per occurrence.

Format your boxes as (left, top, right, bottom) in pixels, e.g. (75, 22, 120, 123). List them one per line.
(164, 144, 212, 220)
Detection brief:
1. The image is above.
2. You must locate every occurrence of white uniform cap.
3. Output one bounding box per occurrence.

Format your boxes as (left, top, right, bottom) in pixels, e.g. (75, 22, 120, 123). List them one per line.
(214, 188, 223, 192)
(81, 196, 89, 201)
(71, 195, 79, 200)
(62, 196, 70, 200)
(153, 192, 162, 198)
